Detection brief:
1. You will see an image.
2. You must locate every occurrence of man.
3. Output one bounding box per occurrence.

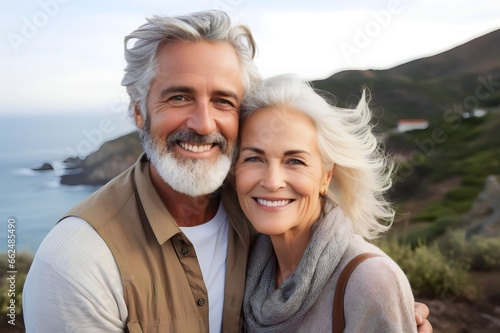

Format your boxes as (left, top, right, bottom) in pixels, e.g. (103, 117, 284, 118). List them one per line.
(23, 11, 432, 332)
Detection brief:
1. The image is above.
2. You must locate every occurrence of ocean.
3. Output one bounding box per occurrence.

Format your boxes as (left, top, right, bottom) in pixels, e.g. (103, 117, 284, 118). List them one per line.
(0, 112, 136, 254)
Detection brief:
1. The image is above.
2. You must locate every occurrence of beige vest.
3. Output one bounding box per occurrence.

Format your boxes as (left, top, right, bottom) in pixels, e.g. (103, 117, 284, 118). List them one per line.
(63, 156, 250, 332)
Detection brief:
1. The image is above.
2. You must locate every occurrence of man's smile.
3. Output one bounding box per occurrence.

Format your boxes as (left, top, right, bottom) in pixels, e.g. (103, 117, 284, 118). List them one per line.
(179, 142, 214, 153)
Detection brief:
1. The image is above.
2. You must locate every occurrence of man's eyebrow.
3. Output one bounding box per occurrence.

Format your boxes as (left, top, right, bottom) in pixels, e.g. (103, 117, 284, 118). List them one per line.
(214, 90, 240, 102)
(160, 86, 194, 99)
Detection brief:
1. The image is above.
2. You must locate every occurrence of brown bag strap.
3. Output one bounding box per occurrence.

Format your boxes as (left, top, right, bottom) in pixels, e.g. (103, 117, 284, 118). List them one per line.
(332, 253, 381, 333)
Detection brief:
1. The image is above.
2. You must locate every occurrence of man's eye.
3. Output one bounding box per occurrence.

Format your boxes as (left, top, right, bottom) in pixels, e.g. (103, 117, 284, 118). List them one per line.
(169, 95, 187, 102)
(214, 99, 235, 107)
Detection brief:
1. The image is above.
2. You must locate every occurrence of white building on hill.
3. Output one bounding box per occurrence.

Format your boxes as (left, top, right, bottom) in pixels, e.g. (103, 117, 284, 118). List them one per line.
(397, 119, 429, 133)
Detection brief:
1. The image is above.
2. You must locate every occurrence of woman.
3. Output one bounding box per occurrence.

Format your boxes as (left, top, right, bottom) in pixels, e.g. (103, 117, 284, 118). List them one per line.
(234, 74, 418, 332)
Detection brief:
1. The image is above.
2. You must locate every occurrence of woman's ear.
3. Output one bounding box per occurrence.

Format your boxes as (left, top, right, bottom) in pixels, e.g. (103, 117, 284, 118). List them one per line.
(321, 164, 335, 195)
(134, 103, 145, 130)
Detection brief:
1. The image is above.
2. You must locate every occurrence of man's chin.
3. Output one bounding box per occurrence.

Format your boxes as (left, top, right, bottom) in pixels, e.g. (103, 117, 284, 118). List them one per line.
(152, 154, 231, 197)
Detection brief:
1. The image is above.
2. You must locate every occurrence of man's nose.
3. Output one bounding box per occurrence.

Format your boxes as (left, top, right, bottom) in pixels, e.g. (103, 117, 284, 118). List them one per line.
(186, 101, 217, 135)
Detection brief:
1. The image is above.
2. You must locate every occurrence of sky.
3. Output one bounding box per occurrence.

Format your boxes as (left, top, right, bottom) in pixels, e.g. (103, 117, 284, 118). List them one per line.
(1, 0, 499, 115)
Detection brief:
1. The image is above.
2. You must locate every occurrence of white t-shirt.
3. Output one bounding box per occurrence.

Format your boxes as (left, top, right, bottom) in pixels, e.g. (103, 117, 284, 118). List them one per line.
(180, 204, 229, 333)
(23, 203, 228, 333)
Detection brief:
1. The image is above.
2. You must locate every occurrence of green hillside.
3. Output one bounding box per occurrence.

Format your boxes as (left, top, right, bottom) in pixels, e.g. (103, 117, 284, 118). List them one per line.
(388, 111, 500, 222)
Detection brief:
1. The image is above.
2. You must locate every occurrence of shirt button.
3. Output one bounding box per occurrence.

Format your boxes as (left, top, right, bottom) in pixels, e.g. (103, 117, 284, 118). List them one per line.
(197, 298, 205, 306)
(181, 247, 189, 255)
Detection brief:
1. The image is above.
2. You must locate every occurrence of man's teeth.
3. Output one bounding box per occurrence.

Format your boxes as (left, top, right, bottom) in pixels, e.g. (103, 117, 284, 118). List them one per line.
(257, 199, 290, 207)
(179, 142, 212, 152)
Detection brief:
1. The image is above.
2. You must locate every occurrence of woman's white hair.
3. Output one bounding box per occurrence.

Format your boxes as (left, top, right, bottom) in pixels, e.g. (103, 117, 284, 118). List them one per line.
(121, 10, 261, 120)
(240, 73, 395, 239)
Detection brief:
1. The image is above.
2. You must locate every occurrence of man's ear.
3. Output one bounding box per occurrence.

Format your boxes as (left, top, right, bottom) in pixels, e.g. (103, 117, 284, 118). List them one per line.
(134, 103, 145, 130)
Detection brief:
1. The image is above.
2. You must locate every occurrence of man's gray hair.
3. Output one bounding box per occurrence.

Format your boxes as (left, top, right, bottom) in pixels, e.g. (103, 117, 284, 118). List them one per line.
(121, 10, 261, 120)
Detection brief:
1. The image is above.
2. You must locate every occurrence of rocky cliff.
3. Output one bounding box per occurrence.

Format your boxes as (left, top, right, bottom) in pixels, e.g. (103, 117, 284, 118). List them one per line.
(465, 175, 500, 237)
(59, 131, 143, 185)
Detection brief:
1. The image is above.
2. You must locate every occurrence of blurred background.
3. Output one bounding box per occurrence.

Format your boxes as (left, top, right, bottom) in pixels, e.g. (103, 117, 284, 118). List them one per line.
(1, 1, 499, 332)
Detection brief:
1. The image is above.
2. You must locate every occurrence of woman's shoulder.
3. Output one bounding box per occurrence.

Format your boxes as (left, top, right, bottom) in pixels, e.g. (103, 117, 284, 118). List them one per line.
(339, 238, 417, 332)
(339, 236, 383, 263)
(341, 237, 407, 286)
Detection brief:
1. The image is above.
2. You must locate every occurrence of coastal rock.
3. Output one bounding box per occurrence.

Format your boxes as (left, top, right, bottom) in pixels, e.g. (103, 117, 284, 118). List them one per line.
(465, 175, 500, 237)
(60, 131, 143, 186)
(32, 162, 54, 171)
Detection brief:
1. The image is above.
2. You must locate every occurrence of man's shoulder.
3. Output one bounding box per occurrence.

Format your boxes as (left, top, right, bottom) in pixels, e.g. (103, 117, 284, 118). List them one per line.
(83, 164, 137, 202)
(24, 216, 126, 332)
(62, 165, 139, 226)
(35, 216, 114, 274)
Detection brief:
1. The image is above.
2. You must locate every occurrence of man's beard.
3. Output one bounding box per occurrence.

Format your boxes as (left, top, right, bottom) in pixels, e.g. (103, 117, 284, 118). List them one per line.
(140, 120, 233, 197)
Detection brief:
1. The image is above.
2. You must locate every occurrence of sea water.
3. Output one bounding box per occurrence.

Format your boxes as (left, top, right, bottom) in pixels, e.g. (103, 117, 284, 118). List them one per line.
(0, 113, 136, 254)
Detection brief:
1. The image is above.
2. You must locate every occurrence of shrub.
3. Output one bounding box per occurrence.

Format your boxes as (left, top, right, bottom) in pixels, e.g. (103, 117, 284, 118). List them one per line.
(0, 273, 26, 316)
(404, 215, 463, 246)
(0, 252, 32, 316)
(438, 229, 471, 263)
(446, 187, 476, 201)
(469, 236, 500, 270)
(374, 237, 472, 299)
(413, 203, 455, 222)
(462, 174, 489, 187)
(440, 229, 500, 271)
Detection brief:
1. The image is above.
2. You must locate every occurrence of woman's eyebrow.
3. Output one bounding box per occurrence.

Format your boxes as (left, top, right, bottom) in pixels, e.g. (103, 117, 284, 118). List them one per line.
(284, 150, 310, 156)
(240, 147, 264, 154)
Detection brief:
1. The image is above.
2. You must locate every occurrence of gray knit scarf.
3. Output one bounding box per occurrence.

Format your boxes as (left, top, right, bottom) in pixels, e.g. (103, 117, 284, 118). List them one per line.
(243, 205, 354, 333)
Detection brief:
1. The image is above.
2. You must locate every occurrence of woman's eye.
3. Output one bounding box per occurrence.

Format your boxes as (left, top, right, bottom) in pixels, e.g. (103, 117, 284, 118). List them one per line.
(243, 156, 261, 163)
(288, 159, 306, 165)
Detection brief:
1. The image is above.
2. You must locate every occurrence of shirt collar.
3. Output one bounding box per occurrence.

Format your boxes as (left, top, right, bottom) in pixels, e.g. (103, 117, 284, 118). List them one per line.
(134, 154, 181, 245)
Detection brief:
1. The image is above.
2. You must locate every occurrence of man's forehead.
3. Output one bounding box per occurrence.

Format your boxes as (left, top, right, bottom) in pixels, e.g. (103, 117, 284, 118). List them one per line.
(155, 40, 241, 72)
(153, 41, 245, 97)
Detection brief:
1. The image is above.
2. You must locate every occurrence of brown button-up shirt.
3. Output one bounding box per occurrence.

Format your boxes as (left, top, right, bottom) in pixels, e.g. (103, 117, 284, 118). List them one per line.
(64, 154, 251, 332)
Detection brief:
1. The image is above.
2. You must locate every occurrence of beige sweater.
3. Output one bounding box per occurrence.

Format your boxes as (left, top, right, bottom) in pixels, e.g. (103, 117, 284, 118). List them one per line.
(297, 236, 417, 333)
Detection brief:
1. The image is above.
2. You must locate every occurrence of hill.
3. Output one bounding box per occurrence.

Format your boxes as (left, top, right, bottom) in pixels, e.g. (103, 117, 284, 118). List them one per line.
(311, 28, 500, 129)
